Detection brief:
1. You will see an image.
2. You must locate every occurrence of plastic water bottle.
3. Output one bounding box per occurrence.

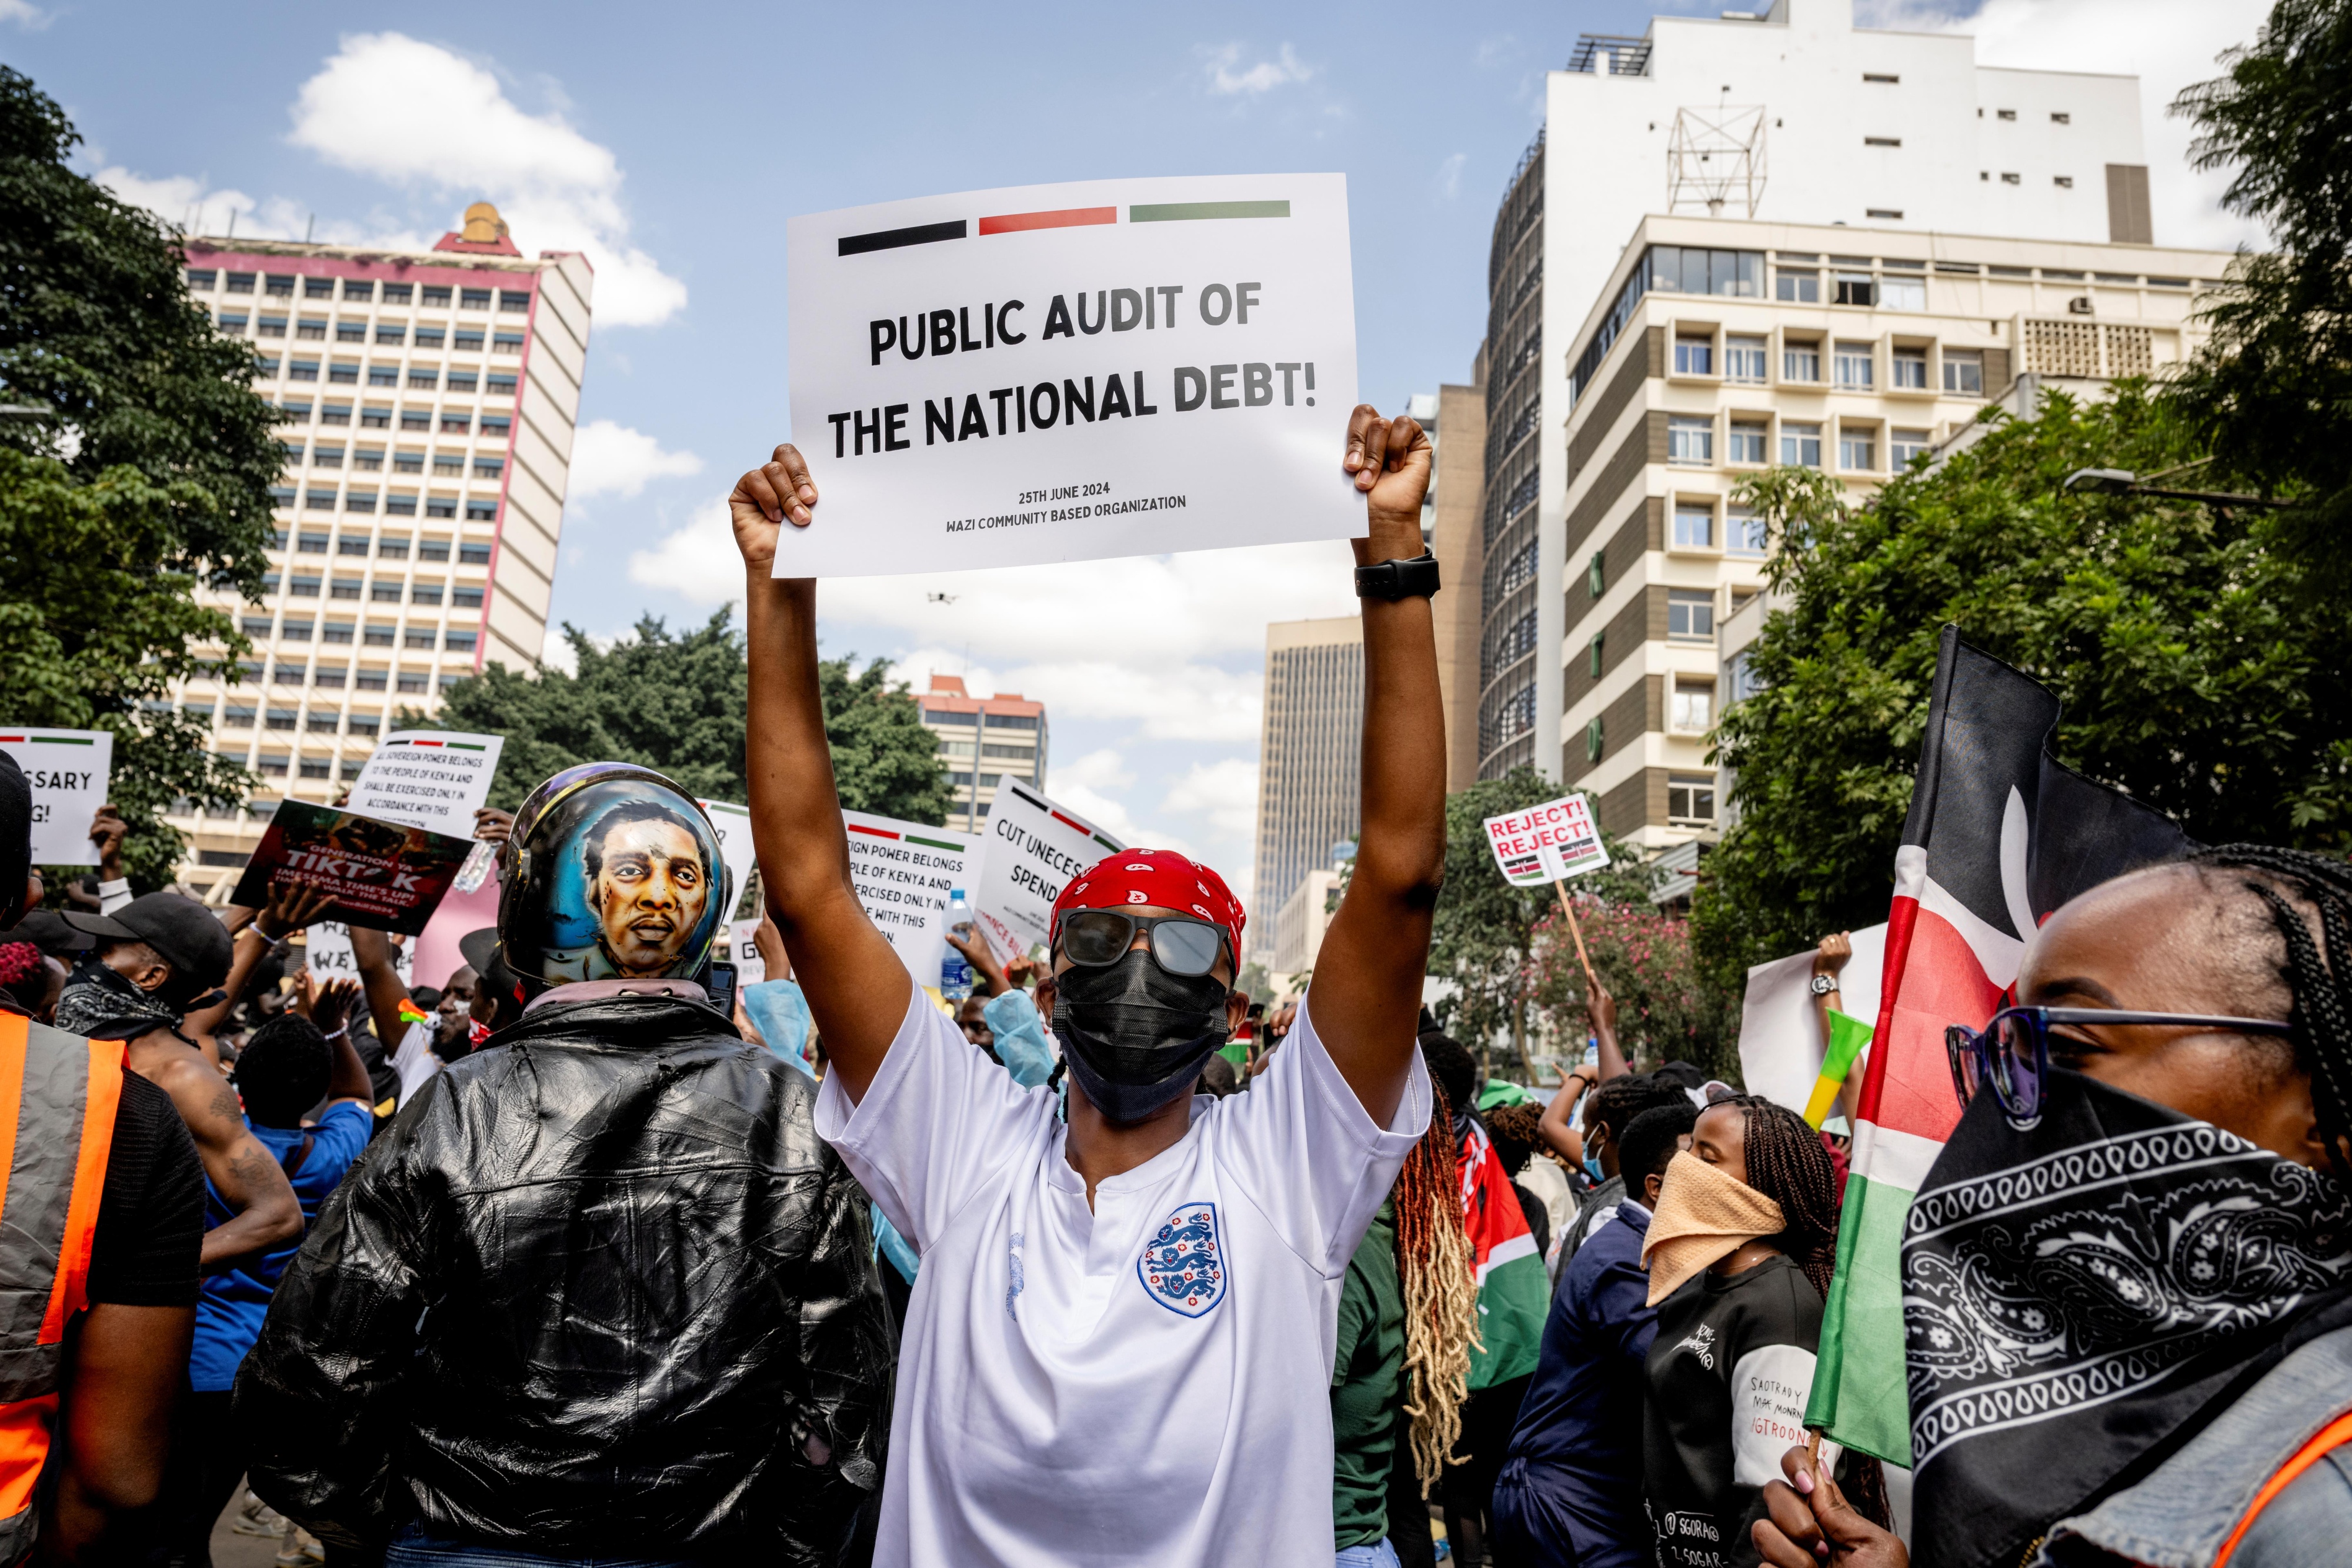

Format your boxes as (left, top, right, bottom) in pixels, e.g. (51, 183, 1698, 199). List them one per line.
(940, 891, 974, 1002)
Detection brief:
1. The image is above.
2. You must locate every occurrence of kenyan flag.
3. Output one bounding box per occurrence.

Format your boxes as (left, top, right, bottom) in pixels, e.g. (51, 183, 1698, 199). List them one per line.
(1459, 1117, 1546, 1389)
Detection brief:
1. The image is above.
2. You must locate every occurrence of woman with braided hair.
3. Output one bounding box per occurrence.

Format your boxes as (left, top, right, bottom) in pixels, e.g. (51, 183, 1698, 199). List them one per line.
(1755, 845, 2352, 1568)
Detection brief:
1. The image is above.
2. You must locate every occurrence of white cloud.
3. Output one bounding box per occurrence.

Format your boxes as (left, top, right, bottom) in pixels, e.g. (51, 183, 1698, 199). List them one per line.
(1052, 750, 1198, 859)
(1204, 43, 1316, 96)
(1162, 758, 1260, 840)
(286, 33, 688, 326)
(1437, 153, 1467, 200)
(1, 1, 49, 28)
(568, 419, 703, 502)
(1861, 0, 2271, 251)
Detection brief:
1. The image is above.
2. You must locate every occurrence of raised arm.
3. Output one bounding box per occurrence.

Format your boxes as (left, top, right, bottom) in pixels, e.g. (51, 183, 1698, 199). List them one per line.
(346, 925, 416, 1073)
(1306, 408, 1447, 1126)
(730, 445, 915, 1103)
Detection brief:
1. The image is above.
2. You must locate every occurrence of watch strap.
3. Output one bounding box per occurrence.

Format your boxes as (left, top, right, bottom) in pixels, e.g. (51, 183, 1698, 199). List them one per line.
(1355, 551, 1442, 601)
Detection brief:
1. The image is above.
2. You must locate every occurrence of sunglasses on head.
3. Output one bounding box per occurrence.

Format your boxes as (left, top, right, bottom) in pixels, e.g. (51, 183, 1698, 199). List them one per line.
(1055, 909, 1228, 978)
(1944, 1006, 2295, 1131)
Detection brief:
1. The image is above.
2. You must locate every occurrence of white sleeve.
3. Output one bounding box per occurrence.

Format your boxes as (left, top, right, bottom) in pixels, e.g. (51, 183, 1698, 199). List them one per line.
(391, 1022, 441, 1107)
(1729, 1343, 1824, 1488)
(97, 878, 134, 915)
(1216, 996, 1431, 1276)
(815, 981, 1055, 1252)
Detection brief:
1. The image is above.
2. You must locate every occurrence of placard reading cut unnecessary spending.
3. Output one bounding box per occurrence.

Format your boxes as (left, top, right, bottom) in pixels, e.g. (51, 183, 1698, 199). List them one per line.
(1482, 793, 1612, 886)
(973, 782, 1123, 964)
(843, 810, 978, 981)
(0, 729, 112, 865)
(782, 174, 1361, 578)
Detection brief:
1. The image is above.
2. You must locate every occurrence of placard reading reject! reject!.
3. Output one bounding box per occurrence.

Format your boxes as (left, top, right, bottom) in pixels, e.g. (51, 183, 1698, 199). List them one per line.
(781, 174, 1362, 578)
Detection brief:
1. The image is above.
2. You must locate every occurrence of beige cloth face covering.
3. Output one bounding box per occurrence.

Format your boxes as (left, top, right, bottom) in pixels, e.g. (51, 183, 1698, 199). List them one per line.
(1641, 1149, 1787, 1306)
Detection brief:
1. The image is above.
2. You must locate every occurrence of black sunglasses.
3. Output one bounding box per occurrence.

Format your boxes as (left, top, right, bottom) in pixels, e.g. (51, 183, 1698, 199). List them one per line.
(1944, 1006, 2294, 1131)
(1054, 910, 1228, 978)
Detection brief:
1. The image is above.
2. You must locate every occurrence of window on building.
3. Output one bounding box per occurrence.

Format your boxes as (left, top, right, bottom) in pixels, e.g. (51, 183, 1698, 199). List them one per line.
(1647, 246, 1764, 298)
(421, 286, 452, 307)
(1997, 108, 2016, 121)
(296, 532, 329, 554)
(289, 360, 319, 382)
(1783, 341, 1821, 382)
(499, 291, 531, 313)
(411, 582, 444, 607)
(304, 489, 336, 509)
(1833, 271, 1877, 307)
(414, 327, 446, 349)
(401, 629, 435, 649)
(268, 486, 298, 511)
(368, 366, 398, 386)
(321, 404, 351, 426)
(222, 706, 255, 729)
(218, 312, 252, 336)
(486, 373, 518, 396)
(1671, 678, 1714, 733)
(348, 713, 379, 733)
(265, 708, 298, 732)
(1667, 773, 1717, 826)
(328, 363, 359, 385)
(265, 275, 295, 298)
(479, 415, 512, 438)
(1891, 428, 1933, 466)
(296, 318, 327, 341)
(1727, 505, 1767, 556)
(408, 370, 439, 390)
(330, 578, 362, 600)
(363, 625, 395, 646)
(452, 586, 484, 609)
(1834, 341, 1874, 388)
(459, 542, 492, 565)
(1881, 275, 1926, 310)
(313, 445, 343, 468)
(186, 268, 217, 290)
(376, 325, 406, 345)
(401, 410, 431, 431)
(1667, 416, 1713, 465)
(376, 536, 410, 559)
(1724, 334, 1767, 383)
(1668, 589, 1716, 641)
(394, 453, 425, 475)
(460, 288, 492, 311)
(1587, 631, 1604, 678)
(1943, 349, 1985, 394)
(322, 623, 353, 644)
(356, 668, 389, 688)
(447, 371, 479, 393)
(239, 615, 273, 638)
(428, 498, 459, 519)
(1891, 346, 1929, 389)
(368, 583, 403, 603)
(1781, 421, 1823, 468)
(433, 454, 464, 476)
(453, 330, 485, 352)
(445, 631, 478, 652)
(1774, 266, 1821, 303)
(253, 755, 289, 777)
(336, 535, 371, 556)
(2001, 172, 2021, 185)
(381, 283, 412, 305)
(346, 491, 378, 514)
(1673, 503, 1714, 549)
(361, 406, 392, 427)
(1728, 421, 1767, 465)
(419, 539, 451, 562)
(1673, 335, 1714, 375)
(493, 333, 526, 354)
(386, 495, 418, 516)
(397, 673, 429, 693)
(342, 279, 374, 301)
(288, 578, 321, 600)
(466, 500, 498, 522)
(1840, 427, 1878, 471)
(225, 272, 256, 294)
(354, 448, 383, 472)
(297, 758, 332, 779)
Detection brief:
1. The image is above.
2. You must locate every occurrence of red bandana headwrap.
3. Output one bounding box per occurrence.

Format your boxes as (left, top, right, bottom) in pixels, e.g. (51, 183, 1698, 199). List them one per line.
(1053, 850, 1247, 964)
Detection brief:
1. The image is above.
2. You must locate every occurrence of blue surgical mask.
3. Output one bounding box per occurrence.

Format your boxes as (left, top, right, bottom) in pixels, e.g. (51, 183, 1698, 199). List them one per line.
(1583, 1152, 1605, 1183)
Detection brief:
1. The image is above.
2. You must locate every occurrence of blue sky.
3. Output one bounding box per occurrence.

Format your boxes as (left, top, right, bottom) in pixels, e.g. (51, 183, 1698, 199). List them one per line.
(4, 0, 2262, 909)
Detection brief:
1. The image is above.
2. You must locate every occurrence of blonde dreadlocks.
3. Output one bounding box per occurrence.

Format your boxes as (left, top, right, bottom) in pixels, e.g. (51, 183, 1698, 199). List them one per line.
(1392, 1076, 1480, 1493)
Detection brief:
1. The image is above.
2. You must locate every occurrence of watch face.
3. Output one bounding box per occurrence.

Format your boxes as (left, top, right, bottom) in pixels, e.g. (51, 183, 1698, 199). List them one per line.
(1811, 973, 1836, 995)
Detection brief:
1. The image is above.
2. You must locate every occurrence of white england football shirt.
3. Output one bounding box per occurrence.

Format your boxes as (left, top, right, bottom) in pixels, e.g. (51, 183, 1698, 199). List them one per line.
(816, 985, 1430, 1567)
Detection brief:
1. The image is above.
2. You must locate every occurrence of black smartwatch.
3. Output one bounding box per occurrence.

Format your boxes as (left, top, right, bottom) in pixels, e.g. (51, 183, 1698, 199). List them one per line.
(1355, 551, 1442, 601)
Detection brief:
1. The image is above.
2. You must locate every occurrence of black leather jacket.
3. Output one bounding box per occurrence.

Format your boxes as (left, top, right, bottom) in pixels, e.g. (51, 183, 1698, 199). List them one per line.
(236, 992, 895, 1564)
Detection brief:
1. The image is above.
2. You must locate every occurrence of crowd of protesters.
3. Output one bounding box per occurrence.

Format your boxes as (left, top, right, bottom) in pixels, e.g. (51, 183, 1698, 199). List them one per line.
(0, 406, 2348, 1568)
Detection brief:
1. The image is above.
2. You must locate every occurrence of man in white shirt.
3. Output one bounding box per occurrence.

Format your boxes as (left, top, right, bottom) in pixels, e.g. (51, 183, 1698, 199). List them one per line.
(728, 405, 1447, 1567)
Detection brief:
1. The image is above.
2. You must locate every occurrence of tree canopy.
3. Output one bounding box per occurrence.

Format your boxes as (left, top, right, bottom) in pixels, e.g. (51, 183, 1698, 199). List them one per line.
(1691, 386, 2350, 991)
(423, 610, 952, 824)
(0, 66, 273, 888)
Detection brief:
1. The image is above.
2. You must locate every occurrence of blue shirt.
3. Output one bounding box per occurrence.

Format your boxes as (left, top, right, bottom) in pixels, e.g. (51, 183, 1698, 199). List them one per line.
(1503, 1197, 1656, 1539)
(191, 1100, 372, 1391)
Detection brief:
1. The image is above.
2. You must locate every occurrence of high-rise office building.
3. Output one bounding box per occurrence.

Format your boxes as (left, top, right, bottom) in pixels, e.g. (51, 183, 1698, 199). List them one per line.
(172, 203, 593, 885)
(1249, 616, 1362, 964)
(1476, 0, 2163, 783)
(1563, 214, 2232, 849)
(917, 675, 1049, 832)
(1417, 376, 1488, 790)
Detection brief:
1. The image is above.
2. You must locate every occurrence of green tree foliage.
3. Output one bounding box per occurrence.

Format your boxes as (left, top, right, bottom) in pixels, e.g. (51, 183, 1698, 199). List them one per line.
(0, 66, 275, 888)
(423, 609, 951, 825)
(1531, 899, 1739, 1082)
(1428, 765, 1651, 1075)
(2167, 0, 2352, 576)
(1692, 386, 2350, 992)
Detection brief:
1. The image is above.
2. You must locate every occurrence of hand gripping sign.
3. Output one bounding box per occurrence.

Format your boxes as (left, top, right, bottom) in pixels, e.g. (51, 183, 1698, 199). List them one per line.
(782, 174, 1361, 577)
(1483, 792, 1614, 996)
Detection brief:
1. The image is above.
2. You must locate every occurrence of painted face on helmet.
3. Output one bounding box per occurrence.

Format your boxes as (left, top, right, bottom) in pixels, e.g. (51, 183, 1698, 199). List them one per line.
(586, 810, 710, 976)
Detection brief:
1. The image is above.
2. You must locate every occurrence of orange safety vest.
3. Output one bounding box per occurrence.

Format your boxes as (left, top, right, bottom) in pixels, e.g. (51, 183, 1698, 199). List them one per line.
(2212, 1407, 2352, 1568)
(0, 1013, 124, 1565)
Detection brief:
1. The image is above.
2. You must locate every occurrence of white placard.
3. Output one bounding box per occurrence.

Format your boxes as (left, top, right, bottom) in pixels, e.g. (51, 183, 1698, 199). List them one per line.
(782, 174, 1360, 578)
(1736, 925, 1887, 1116)
(346, 731, 505, 838)
(1482, 793, 1611, 886)
(699, 799, 767, 986)
(305, 921, 415, 989)
(973, 781, 1122, 965)
(1, 729, 113, 866)
(843, 809, 979, 983)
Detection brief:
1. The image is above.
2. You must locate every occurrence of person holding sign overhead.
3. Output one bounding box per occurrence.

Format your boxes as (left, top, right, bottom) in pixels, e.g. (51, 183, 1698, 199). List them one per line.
(729, 403, 1446, 1568)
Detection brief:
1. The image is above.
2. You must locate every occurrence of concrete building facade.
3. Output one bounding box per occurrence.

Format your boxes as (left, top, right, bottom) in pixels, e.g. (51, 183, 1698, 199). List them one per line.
(916, 674, 1049, 833)
(1419, 377, 1490, 791)
(172, 204, 592, 883)
(1477, 0, 2165, 785)
(1249, 616, 1363, 963)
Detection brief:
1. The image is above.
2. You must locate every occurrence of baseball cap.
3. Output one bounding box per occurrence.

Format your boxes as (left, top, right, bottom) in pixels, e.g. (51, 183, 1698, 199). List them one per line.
(0, 909, 93, 958)
(64, 893, 234, 990)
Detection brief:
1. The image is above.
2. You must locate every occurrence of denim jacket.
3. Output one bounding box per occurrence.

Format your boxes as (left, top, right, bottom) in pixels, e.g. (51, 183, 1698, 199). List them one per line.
(2036, 1323, 2352, 1567)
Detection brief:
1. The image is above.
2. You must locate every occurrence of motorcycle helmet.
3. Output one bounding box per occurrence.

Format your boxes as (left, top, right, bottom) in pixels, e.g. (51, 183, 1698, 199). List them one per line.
(497, 762, 728, 992)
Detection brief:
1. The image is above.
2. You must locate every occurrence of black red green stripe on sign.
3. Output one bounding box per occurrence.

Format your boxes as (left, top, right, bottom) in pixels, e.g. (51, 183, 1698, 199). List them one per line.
(0, 735, 94, 745)
(848, 823, 965, 852)
(386, 738, 486, 751)
(836, 201, 1289, 257)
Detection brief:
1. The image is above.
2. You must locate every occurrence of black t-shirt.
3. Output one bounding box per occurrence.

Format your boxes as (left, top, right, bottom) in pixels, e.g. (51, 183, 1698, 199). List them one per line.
(86, 1068, 205, 1307)
(1643, 1252, 1824, 1568)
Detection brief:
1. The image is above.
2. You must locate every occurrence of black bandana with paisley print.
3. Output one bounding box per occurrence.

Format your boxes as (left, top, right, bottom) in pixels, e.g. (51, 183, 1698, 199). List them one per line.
(1901, 1066, 2352, 1568)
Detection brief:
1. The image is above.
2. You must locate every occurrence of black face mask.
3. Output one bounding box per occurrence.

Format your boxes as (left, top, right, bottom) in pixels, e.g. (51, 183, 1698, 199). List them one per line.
(1052, 949, 1230, 1124)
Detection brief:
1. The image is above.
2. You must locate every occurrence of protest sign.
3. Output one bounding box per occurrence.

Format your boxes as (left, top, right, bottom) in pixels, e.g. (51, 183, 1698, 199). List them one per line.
(305, 921, 415, 989)
(1482, 794, 1612, 886)
(0, 729, 112, 866)
(1736, 925, 1888, 1117)
(782, 173, 1360, 578)
(346, 731, 505, 838)
(699, 799, 769, 983)
(844, 809, 978, 982)
(232, 801, 473, 935)
(973, 781, 1122, 965)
